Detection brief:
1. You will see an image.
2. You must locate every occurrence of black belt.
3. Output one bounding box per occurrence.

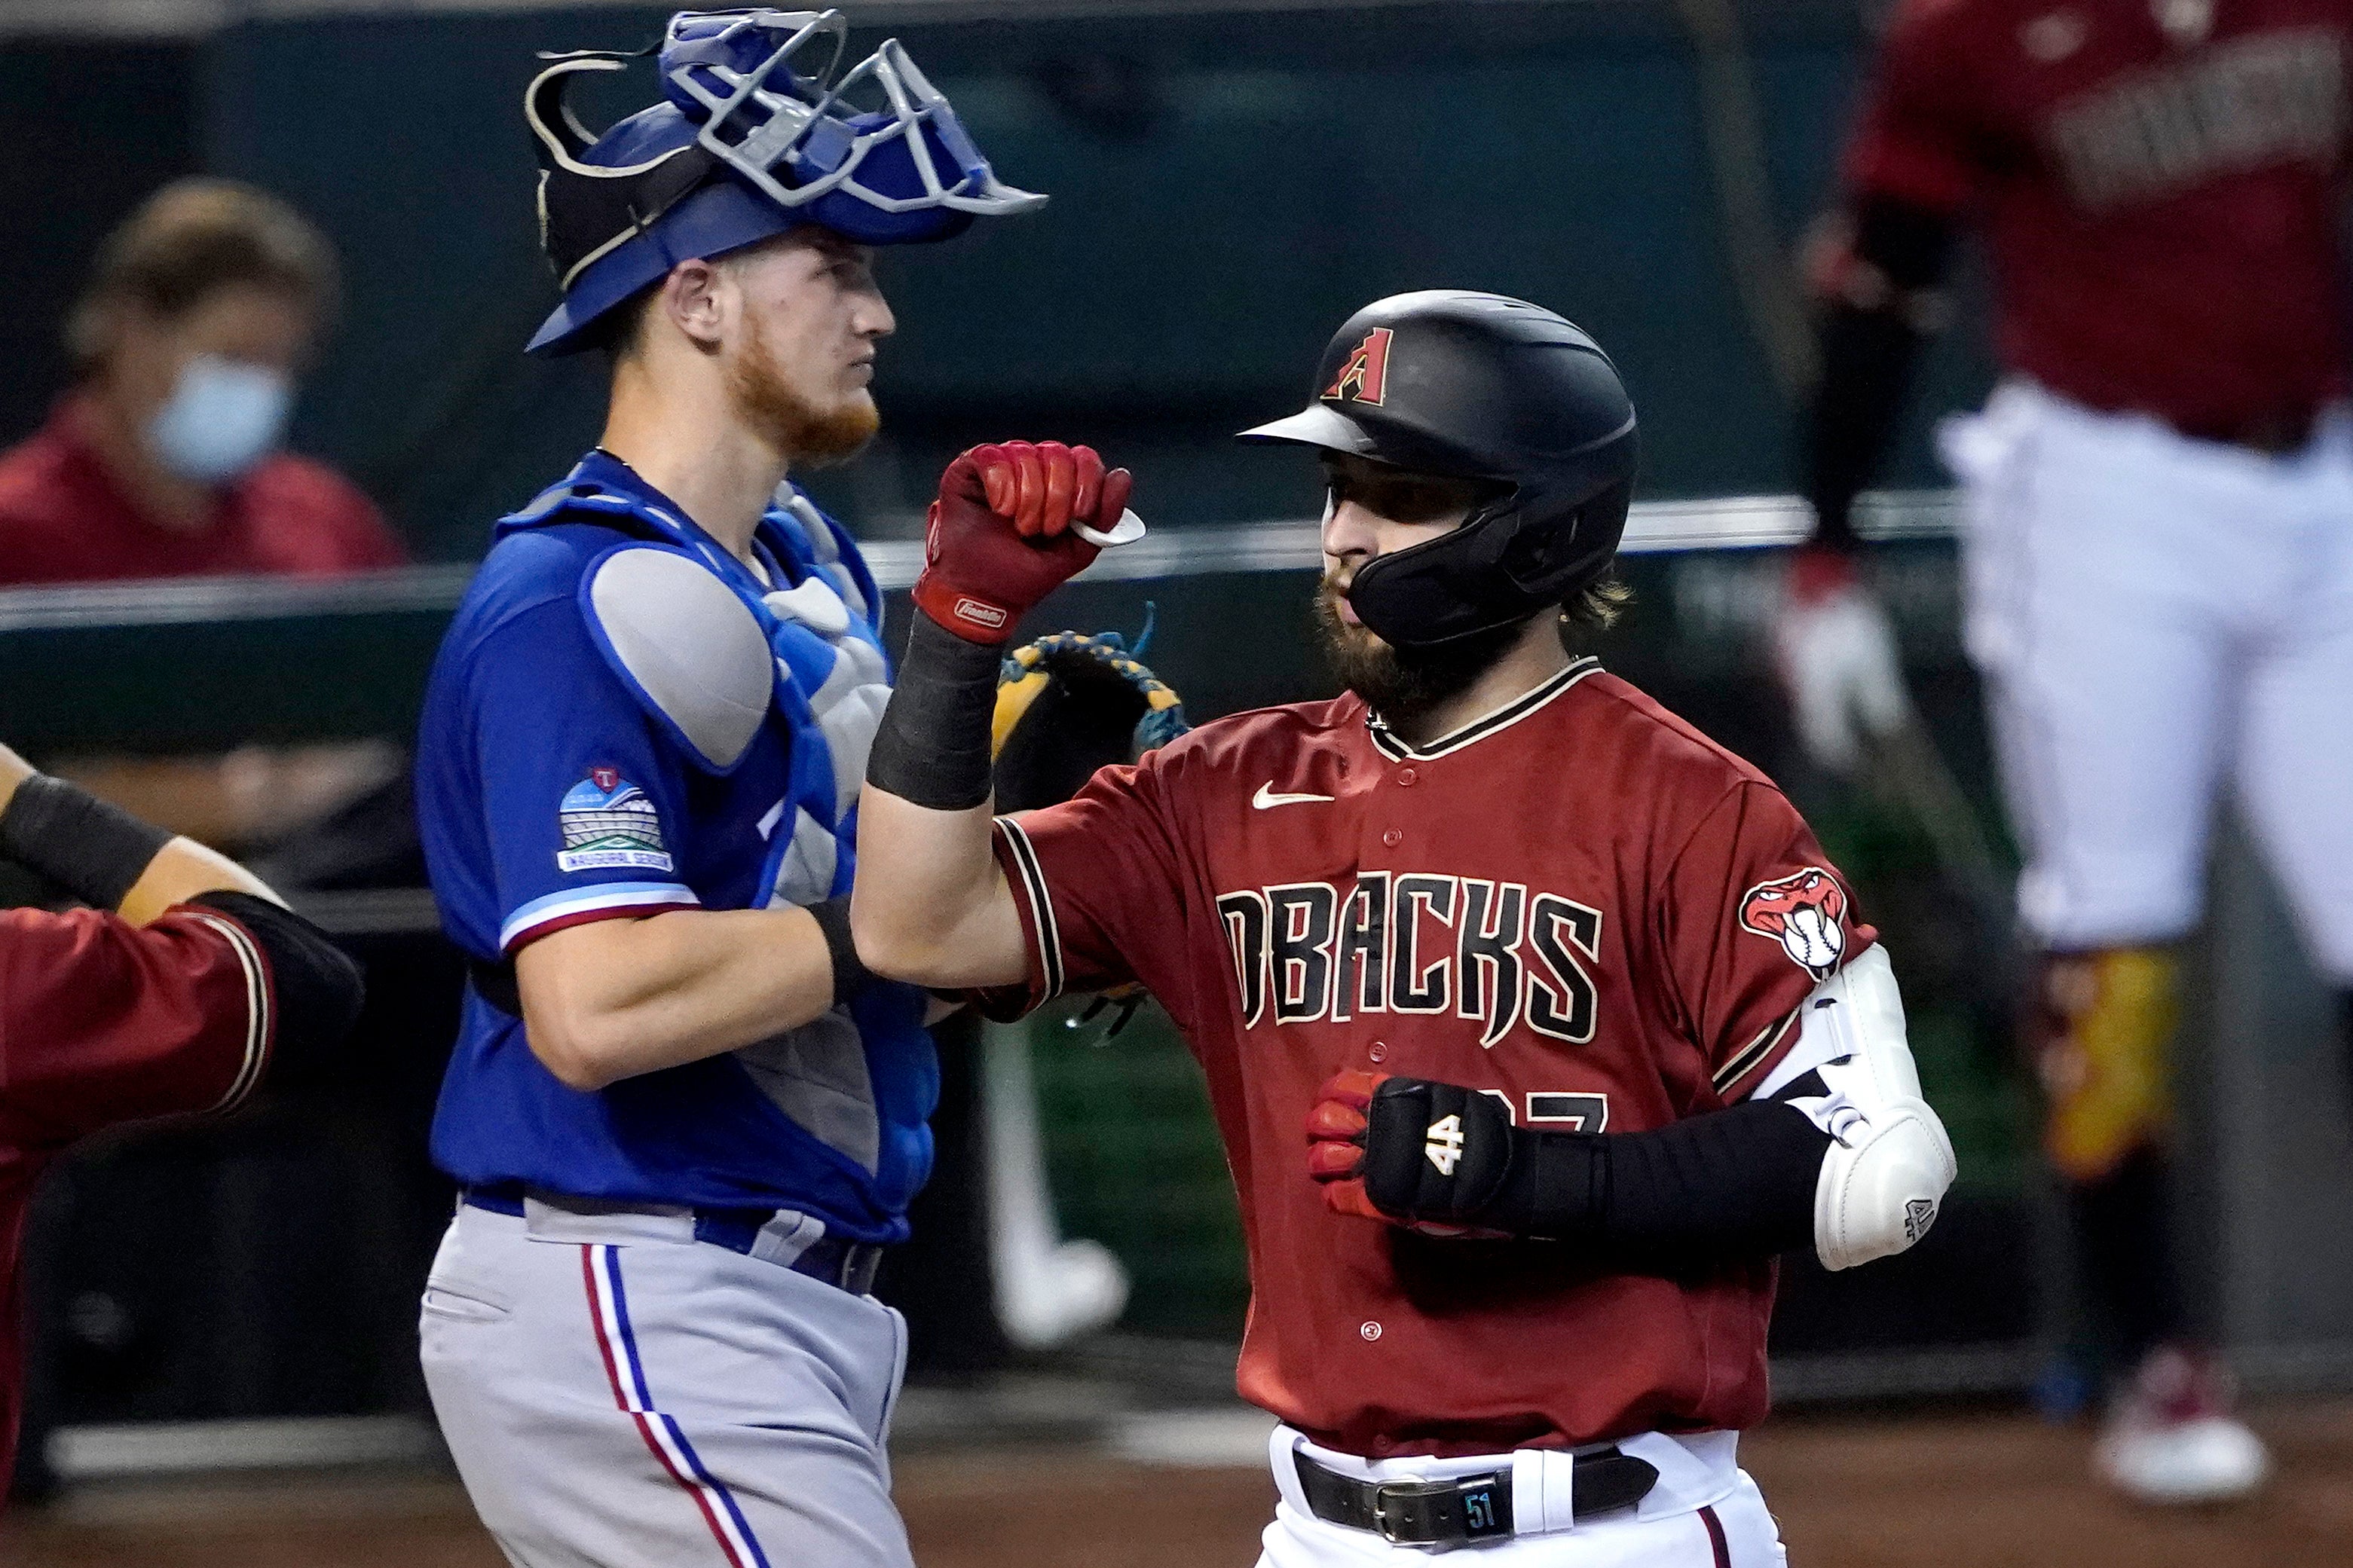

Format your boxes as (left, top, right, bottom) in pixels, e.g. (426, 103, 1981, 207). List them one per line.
(1294, 1446, 1658, 1549)
(468, 958, 522, 1016)
(464, 1184, 886, 1296)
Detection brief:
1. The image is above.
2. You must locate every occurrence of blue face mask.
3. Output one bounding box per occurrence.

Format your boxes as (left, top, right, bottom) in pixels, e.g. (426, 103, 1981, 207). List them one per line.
(145, 353, 292, 485)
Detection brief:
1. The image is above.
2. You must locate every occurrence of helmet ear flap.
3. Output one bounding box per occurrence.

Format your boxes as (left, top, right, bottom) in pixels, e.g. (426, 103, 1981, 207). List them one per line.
(1491, 509, 1556, 591)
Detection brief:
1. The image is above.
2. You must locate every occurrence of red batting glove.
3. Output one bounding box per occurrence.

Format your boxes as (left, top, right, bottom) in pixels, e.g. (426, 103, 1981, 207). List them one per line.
(1305, 1069, 1390, 1221)
(910, 441, 1134, 643)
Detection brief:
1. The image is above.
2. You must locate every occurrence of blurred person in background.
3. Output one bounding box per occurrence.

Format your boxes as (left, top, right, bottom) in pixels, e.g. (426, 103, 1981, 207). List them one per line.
(1781, 0, 2353, 1504)
(0, 177, 402, 585)
(0, 179, 411, 858)
(0, 740, 364, 1505)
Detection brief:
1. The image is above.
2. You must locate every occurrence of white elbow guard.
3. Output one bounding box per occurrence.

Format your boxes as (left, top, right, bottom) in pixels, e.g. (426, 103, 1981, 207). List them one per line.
(1782, 946, 1959, 1272)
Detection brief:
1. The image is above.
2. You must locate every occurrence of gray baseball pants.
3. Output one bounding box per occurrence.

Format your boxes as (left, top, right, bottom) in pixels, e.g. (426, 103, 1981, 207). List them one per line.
(420, 1196, 911, 1568)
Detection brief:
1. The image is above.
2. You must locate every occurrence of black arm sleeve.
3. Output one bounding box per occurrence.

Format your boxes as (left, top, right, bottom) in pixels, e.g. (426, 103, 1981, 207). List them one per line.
(0, 775, 173, 910)
(1801, 194, 1961, 550)
(188, 892, 366, 1069)
(866, 613, 1005, 811)
(1361, 1076, 1832, 1265)
(1577, 1098, 1831, 1263)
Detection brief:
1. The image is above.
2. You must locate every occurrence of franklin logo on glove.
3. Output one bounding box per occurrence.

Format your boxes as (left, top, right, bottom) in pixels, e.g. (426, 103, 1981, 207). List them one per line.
(910, 441, 1136, 645)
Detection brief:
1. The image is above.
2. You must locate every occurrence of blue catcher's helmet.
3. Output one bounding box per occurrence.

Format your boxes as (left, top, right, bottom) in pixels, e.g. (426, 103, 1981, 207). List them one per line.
(524, 8, 1044, 355)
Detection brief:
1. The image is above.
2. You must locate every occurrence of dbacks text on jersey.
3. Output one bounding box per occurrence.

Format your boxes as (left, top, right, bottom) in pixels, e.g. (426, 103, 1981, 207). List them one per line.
(2045, 28, 2345, 210)
(1217, 871, 1602, 1047)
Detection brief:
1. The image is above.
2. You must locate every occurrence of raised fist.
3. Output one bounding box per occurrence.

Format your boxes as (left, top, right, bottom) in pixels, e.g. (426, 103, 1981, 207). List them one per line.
(910, 441, 1134, 644)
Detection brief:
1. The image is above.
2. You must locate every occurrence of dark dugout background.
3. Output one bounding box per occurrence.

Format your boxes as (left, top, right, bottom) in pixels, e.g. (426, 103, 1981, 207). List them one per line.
(4, 2, 1988, 548)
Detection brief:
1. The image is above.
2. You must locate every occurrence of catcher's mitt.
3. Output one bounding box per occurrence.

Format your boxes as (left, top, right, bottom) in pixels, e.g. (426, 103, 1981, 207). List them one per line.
(990, 628, 1188, 814)
(990, 628, 1186, 1041)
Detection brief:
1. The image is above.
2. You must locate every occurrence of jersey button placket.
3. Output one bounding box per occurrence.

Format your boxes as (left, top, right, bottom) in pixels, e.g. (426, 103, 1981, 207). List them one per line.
(1381, 827, 1403, 848)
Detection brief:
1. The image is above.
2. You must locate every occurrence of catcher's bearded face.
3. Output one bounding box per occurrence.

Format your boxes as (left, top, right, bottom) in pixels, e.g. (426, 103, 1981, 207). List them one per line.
(721, 230, 892, 467)
(1314, 453, 1522, 721)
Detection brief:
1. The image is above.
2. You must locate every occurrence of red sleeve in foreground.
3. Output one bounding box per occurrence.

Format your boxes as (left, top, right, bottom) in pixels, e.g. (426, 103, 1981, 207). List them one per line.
(984, 752, 1200, 1028)
(1657, 782, 1877, 1102)
(0, 904, 273, 1152)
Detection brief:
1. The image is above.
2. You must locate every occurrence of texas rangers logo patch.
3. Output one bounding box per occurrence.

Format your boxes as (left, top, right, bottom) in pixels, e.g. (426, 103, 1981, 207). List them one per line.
(1739, 867, 1849, 980)
(556, 772, 674, 873)
(1322, 327, 1394, 406)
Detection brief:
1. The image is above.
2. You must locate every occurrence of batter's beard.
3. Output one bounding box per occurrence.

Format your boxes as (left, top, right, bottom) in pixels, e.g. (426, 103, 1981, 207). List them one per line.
(727, 318, 880, 469)
(1313, 576, 1524, 726)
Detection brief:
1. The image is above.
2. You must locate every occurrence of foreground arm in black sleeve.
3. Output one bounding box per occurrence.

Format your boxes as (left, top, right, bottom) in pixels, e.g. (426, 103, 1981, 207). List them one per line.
(0, 743, 365, 1071)
(186, 891, 366, 1071)
(1307, 948, 1957, 1272)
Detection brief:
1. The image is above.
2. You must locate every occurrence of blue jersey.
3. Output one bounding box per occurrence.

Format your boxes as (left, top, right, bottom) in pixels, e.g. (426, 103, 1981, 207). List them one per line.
(415, 451, 935, 1240)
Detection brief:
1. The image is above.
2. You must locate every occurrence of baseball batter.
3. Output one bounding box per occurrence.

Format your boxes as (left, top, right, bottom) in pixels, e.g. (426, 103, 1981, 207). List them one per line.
(855, 292, 1957, 1563)
(409, 11, 1039, 1565)
(1785, 0, 2353, 1500)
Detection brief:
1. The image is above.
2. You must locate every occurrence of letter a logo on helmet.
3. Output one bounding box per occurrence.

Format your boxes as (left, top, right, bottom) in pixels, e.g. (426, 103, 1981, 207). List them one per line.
(1322, 327, 1394, 406)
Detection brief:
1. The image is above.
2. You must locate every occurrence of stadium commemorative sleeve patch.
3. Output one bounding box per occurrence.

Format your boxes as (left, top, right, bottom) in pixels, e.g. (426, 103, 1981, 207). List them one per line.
(556, 768, 675, 875)
(1737, 867, 1850, 980)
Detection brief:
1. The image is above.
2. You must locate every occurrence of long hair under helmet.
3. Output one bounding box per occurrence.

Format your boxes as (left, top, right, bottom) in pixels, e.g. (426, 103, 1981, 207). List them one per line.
(523, 8, 1043, 354)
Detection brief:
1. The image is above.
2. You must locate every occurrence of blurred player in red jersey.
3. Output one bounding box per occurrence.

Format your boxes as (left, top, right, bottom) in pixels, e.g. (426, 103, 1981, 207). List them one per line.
(853, 292, 1956, 1563)
(0, 741, 363, 1501)
(1780, 0, 2353, 1503)
(0, 179, 402, 585)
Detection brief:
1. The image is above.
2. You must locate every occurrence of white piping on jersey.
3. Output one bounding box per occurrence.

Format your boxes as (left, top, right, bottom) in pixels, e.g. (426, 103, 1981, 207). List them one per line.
(182, 910, 272, 1115)
(1366, 658, 1604, 763)
(498, 882, 703, 953)
(1714, 1004, 1802, 1099)
(996, 817, 1064, 1003)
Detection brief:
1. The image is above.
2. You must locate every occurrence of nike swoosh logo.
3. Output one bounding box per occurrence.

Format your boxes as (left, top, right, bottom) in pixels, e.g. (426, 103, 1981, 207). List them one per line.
(1253, 782, 1336, 809)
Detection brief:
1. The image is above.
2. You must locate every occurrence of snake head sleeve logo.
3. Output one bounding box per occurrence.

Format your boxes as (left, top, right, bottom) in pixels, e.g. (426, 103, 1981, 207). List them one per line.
(1739, 867, 1849, 980)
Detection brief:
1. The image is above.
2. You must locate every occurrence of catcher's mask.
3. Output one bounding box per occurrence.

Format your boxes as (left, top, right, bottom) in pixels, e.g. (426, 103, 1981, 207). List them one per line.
(525, 8, 1045, 354)
(1239, 291, 1638, 651)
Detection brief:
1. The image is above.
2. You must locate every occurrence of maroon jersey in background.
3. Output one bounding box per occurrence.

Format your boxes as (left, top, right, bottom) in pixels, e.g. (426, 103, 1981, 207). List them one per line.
(987, 659, 1874, 1458)
(0, 904, 274, 1491)
(1846, 0, 2353, 436)
(0, 396, 405, 587)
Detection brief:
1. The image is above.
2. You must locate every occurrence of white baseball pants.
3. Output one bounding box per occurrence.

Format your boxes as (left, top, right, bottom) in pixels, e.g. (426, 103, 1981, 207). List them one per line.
(1941, 381, 2353, 979)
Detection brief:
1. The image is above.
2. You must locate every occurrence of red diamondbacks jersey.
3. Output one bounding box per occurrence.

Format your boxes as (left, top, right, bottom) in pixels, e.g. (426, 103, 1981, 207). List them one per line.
(1844, 0, 2353, 435)
(0, 904, 275, 1496)
(988, 659, 1874, 1457)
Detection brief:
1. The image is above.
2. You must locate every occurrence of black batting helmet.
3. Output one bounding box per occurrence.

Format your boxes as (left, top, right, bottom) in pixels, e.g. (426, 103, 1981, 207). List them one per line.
(1239, 290, 1638, 650)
